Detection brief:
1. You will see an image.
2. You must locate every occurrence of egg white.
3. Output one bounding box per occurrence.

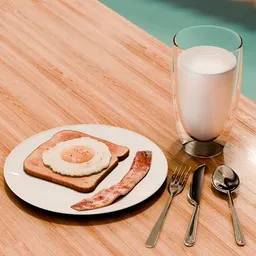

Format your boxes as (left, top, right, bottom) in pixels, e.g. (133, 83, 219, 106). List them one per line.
(42, 137, 111, 176)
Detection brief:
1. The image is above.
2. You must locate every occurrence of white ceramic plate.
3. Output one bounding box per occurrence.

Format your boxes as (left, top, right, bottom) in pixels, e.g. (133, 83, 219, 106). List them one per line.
(4, 124, 168, 215)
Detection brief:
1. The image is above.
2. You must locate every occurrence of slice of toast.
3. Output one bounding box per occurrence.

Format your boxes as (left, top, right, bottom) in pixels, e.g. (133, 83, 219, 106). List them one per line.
(24, 130, 129, 192)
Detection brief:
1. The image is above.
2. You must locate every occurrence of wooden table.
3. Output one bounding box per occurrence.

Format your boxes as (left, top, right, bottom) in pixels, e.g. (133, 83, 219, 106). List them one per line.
(0, 0, 256, 255)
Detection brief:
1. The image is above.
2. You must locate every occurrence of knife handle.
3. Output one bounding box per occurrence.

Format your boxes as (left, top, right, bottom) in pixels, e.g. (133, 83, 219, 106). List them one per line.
(184, 204, 200, 247)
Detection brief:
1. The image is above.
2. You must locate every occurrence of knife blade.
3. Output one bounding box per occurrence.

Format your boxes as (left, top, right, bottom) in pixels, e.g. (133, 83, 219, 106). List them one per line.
(189, 164, 206, 205)
(184, 164, 206, 247)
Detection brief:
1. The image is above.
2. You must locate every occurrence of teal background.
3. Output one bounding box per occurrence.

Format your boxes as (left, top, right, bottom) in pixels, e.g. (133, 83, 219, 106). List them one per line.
(100, 0, 256, 101)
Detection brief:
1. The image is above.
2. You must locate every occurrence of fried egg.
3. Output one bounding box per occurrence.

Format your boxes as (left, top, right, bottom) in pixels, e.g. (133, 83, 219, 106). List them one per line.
(42, 137, 111, 176)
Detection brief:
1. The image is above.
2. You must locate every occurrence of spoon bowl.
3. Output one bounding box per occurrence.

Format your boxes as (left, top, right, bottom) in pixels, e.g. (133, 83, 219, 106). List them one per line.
(212, 165, 240, 193)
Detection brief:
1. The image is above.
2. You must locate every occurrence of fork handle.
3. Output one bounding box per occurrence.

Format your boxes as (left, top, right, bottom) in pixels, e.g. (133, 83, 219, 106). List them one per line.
(184, 204, 200, 247)
(146, 194, 174, 248)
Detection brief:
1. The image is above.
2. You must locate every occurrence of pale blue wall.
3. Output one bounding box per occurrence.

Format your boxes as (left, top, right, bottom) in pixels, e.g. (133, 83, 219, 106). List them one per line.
(101, 0, 256, 101)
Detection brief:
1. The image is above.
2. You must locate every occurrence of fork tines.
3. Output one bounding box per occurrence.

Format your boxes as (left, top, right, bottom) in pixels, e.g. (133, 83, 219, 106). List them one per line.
(171, 165, 191, 187)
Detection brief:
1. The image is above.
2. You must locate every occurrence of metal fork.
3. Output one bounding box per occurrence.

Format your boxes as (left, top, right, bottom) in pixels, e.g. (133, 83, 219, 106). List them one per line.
(146, 165, 191, 248)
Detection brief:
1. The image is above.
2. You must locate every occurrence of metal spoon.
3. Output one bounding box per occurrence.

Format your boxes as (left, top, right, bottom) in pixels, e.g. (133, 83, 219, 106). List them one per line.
(212, 165, 246, 246)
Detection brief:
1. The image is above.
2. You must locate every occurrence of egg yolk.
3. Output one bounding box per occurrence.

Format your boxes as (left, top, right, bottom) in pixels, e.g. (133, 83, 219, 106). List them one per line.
(61, 146, 95, 163)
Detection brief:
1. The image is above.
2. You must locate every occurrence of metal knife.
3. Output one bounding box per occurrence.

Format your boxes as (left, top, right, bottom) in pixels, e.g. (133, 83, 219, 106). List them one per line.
(184, 164, 206, 247)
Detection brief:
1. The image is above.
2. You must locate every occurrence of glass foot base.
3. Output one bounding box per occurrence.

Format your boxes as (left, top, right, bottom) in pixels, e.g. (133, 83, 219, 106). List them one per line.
(183, 141, 224, 158)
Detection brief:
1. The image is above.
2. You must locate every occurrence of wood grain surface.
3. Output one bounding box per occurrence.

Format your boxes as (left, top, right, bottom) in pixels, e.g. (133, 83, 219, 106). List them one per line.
(0, 0, 256, 255)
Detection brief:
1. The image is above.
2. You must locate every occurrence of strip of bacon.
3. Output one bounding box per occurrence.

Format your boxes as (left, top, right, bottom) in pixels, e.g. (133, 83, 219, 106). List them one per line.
(71, 151, 152, 211)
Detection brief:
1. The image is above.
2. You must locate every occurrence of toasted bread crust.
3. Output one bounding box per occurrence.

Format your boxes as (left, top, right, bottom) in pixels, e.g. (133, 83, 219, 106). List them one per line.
(24, 130, 129, 192)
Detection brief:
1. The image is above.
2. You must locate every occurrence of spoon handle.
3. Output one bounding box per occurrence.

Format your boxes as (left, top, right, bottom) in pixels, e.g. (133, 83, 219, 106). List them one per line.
(228, 191, 246, 246)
